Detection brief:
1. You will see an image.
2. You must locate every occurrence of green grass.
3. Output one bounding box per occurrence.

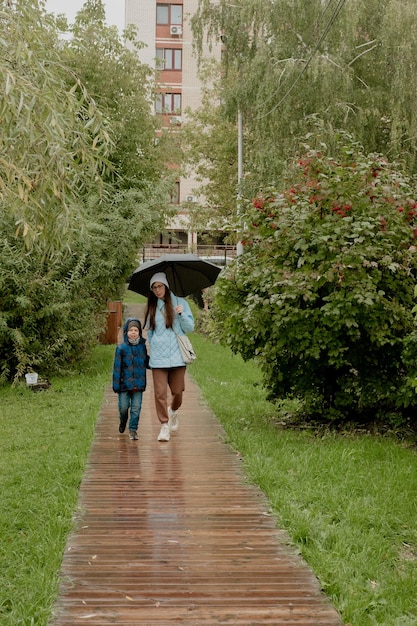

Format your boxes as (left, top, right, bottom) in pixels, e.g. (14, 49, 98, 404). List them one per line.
(2, 313, 417, 625)
(189, 333, 417, 626)
(0, 345, 114, 626)
(122, 289, 146, 305)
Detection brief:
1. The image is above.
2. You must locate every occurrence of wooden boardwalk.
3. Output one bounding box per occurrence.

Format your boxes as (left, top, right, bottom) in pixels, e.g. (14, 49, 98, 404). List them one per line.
(50, 326, 342, 625)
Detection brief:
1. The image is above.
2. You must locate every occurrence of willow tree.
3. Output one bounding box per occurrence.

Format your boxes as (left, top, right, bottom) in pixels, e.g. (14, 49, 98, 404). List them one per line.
(0, 0, 169, 381)
(0, 1, 113, 380)
(180, 60, 238, 232)
(0, 0, 112, 253)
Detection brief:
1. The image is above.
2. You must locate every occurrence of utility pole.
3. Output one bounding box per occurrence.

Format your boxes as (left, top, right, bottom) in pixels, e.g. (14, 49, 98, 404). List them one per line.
(236, 107, 244, 256)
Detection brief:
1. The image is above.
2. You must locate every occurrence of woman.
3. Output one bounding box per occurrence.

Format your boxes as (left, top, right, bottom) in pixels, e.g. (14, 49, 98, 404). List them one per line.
(144, 272, 195, 442)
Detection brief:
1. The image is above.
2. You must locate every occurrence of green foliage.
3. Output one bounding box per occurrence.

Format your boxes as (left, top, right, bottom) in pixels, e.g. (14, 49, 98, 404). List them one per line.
(0, 1, 170, 381)
(190, 0, 417, 229)
(181, 60, 239, 231)
(210, 132, 417, 423)
(0, 0, 112, 252)
(0, 187, 167, 383)
(61, 0, 176, 191)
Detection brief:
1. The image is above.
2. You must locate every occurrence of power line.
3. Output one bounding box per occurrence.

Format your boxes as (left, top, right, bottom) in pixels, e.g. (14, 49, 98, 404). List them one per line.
(258, 0, 348, 119)
(314, 0, 339, 35)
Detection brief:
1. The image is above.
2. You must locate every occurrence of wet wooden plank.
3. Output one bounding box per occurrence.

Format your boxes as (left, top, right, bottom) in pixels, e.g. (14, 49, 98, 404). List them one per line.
(50, 308, 341, 625)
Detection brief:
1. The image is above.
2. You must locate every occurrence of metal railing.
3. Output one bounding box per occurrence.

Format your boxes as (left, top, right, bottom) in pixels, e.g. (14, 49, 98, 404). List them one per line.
(140, 244, 236, 265)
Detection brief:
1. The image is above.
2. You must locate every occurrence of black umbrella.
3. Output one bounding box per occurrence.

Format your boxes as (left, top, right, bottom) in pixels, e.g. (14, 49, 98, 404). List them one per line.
(128, 253, 222, 297)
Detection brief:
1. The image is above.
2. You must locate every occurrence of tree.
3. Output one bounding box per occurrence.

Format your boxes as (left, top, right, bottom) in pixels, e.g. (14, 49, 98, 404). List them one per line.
(188, 0, 417, 231)
(0, 0, 112, 253)
(0, 0, 170, 381)
(62, 0, 177, 191)
(181, 60, 238, 232)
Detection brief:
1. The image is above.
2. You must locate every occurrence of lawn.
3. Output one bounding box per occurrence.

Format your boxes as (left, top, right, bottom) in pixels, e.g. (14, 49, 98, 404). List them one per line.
(0, 345, 115, 626)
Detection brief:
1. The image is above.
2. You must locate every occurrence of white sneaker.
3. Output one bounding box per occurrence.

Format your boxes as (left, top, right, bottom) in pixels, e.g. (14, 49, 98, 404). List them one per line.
(157, 423, 170, 442)
(168, 406, 179, 432)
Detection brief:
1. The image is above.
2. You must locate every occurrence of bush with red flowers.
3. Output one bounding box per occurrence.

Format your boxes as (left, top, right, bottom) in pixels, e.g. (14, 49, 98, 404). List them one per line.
(212, 132, 417, 424)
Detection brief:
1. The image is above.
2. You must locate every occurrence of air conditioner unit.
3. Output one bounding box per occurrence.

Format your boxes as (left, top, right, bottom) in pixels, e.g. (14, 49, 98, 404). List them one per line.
(170, 25, 182, 35)
(186, 195, 198, 203)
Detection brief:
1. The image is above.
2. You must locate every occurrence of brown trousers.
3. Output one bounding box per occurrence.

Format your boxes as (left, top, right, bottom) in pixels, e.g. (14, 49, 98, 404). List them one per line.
(151, 367, 186, 423)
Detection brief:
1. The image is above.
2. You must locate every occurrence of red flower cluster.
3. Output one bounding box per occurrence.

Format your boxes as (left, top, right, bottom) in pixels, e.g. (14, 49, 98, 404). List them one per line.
(332, 204, 352, 218)
(253, 197, 265, 210)
(252, 195, 276, 212)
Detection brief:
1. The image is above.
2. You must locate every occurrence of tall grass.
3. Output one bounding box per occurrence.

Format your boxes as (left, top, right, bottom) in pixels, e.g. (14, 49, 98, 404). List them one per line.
(0, 346, 114, 626)
(189, 333, 417, 626)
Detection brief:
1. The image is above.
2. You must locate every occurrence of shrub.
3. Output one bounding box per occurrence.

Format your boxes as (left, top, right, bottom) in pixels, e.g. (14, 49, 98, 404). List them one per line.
(0, 188, 165, 383)
(211, 132, 417, 424)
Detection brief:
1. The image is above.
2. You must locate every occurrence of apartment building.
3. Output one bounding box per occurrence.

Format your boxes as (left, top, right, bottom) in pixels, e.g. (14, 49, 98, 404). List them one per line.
(125, 0, 233, 260)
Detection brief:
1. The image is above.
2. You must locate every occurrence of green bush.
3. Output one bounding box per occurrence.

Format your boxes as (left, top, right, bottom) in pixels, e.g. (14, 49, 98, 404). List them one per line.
(0, 189, 165, 383)
(211, 132, 417, 424)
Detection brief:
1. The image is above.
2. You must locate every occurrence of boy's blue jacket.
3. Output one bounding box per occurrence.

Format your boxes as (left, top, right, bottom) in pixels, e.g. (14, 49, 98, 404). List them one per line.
(112, 317, 149, 393)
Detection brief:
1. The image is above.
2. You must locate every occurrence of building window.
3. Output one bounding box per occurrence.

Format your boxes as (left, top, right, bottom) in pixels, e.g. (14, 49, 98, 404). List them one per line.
(156, 4, 183, 25)
(155, 92, 181, 114)
(156, 48, 182, 70)
(170, 5, 182, 24)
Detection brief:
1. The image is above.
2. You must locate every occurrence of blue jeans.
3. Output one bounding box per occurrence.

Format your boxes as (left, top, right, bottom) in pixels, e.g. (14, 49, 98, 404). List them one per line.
(118, 391, 143, 432)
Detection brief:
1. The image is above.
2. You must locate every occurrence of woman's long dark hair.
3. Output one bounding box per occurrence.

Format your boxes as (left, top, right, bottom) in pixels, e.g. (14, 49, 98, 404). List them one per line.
(144, 288, 175, 330)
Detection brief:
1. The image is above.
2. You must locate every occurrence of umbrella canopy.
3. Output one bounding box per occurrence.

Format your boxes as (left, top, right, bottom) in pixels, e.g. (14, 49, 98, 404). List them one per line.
(128, 253, 222, 297)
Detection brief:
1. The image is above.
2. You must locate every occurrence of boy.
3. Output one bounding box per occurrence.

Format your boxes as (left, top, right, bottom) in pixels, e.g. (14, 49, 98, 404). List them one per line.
(112, 317, 149, 441)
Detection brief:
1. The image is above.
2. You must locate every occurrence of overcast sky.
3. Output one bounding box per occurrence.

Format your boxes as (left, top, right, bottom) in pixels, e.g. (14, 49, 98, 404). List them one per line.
(44, 0, 124, 32)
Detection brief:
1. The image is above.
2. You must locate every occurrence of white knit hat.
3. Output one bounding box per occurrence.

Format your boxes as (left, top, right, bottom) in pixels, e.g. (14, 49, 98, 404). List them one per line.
(150, 272, 170, 289)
